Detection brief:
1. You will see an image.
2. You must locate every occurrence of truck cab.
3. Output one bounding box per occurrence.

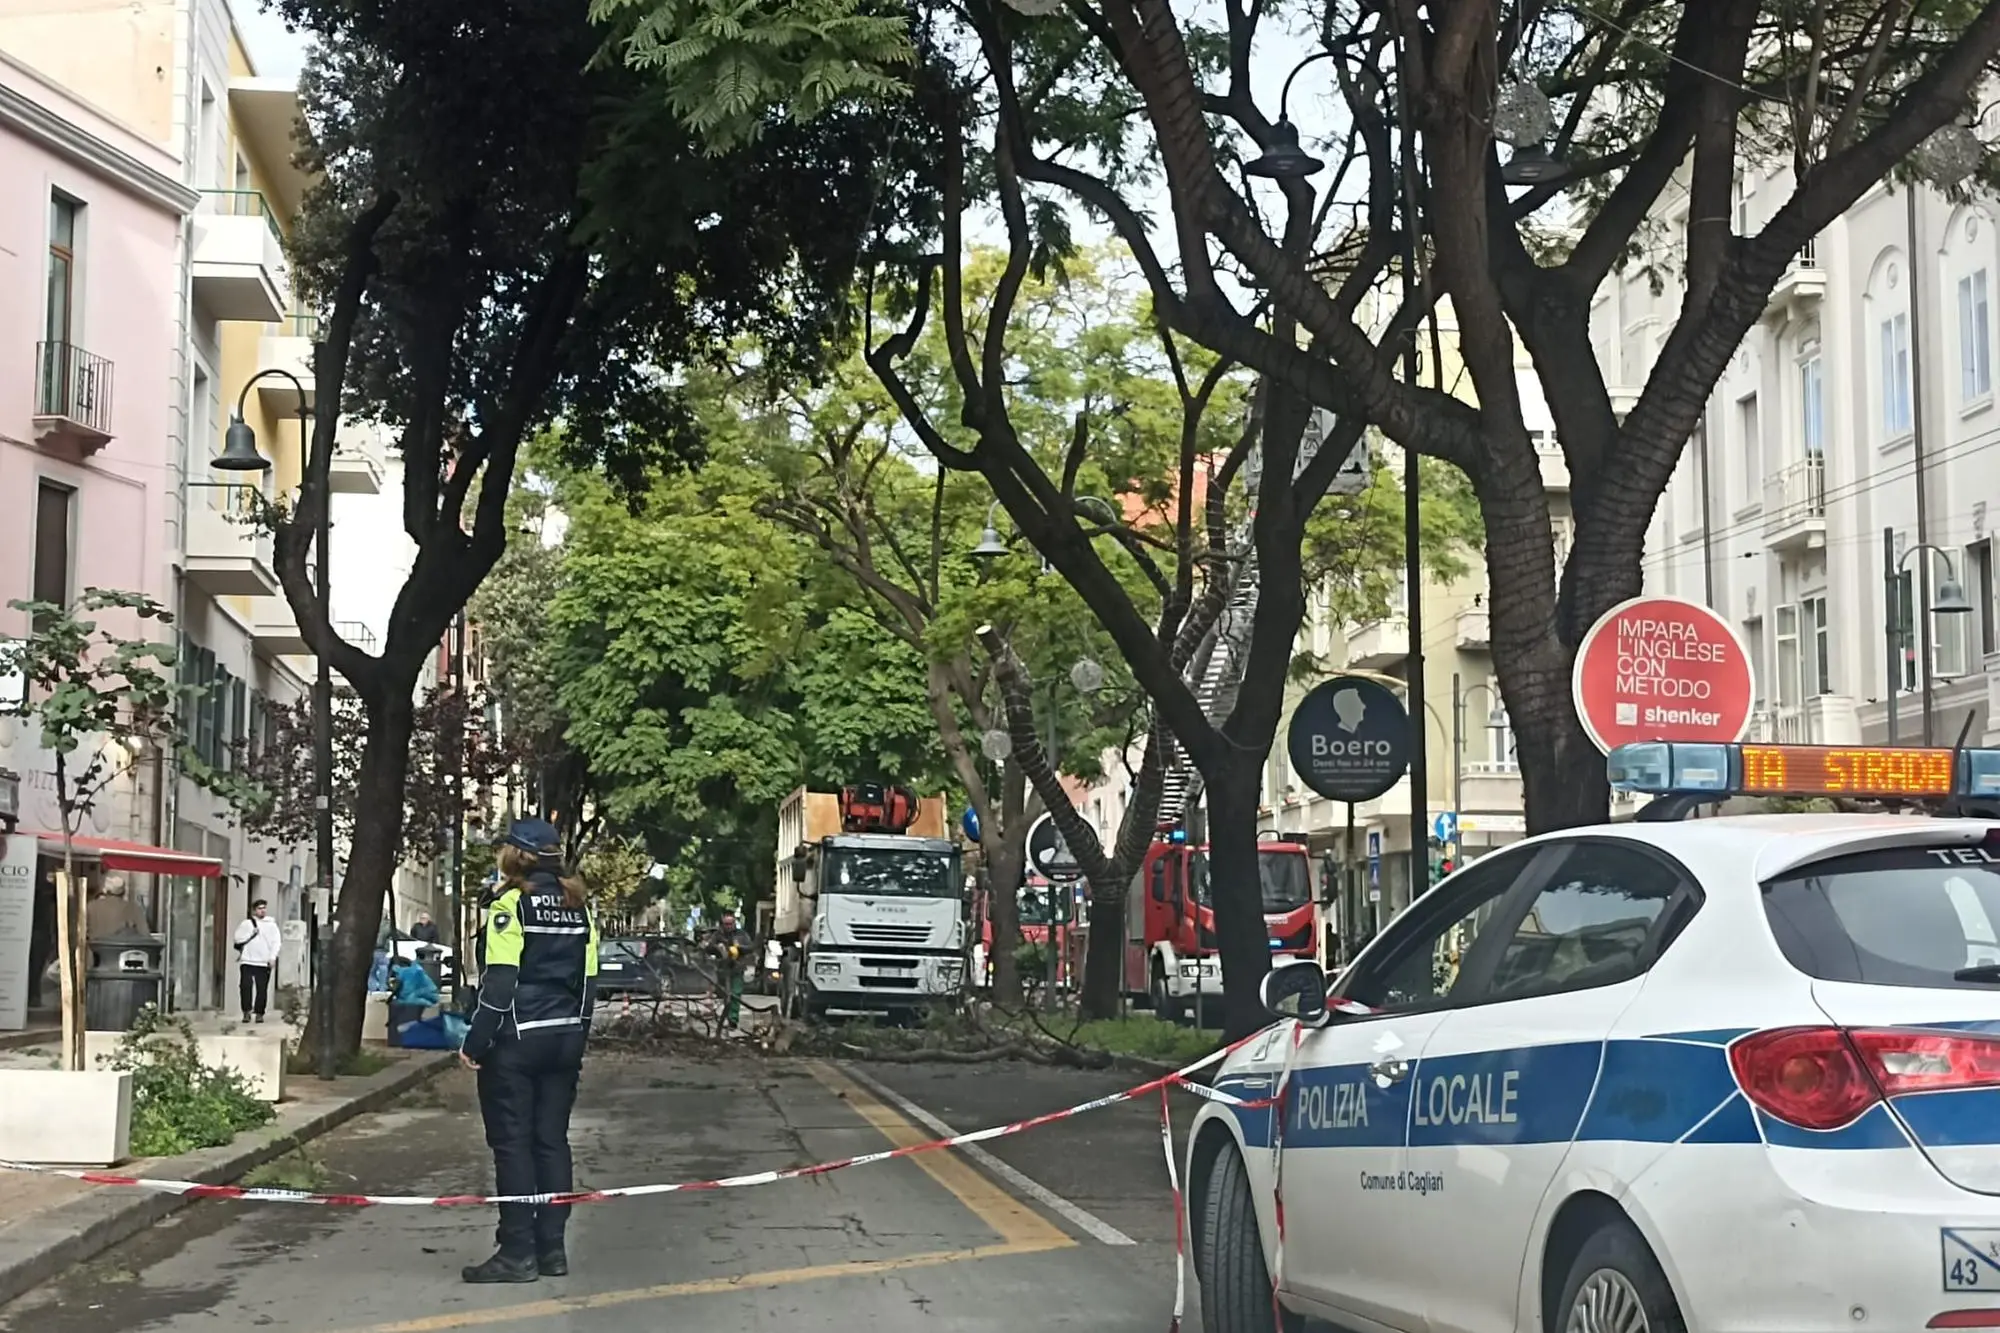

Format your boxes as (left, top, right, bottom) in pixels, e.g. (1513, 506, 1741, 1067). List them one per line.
(1126, 831, 1317, 1023)
(775, 785, 966, 1021)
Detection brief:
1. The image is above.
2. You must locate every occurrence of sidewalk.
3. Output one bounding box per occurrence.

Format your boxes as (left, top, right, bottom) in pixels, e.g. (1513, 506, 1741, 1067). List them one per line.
(0, 1042, 452, 1309)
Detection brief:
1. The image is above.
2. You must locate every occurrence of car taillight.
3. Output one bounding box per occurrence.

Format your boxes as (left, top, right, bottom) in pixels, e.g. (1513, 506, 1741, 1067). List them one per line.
(1730, 1028, 1879, 1130)
(1732, 1027, 2000, 1130)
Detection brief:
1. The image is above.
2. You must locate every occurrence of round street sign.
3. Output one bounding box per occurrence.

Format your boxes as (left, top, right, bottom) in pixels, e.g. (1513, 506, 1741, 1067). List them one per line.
(1026, 813, 1083, 882)
(1286, 675, 1412, 803)
(1571, 595, 1755, 755)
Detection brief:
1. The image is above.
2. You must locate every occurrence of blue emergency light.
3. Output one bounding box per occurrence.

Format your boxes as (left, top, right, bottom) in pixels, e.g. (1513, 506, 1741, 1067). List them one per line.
(1607, 741, 2000, 801)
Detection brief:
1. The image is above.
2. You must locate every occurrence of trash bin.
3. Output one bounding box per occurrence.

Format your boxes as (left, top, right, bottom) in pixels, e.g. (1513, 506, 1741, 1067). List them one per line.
(84, 935, 165, 1032)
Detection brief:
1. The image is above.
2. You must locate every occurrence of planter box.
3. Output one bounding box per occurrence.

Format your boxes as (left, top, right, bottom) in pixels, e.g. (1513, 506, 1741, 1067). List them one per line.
(82, 1030, 291, 1103)
(0, 1069, 132, 1165)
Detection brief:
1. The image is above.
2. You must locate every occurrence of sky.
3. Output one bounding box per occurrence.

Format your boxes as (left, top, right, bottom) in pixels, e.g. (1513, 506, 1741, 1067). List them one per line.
(230, 1, 310, 82)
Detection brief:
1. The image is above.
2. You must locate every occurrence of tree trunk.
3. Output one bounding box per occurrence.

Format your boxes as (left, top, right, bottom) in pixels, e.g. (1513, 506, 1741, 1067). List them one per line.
(303, 690, 416, 1059)
(1078, 874, 1125, 1019)
(56, 839, 83, 1072)
(984, 761, 1033, 1008)
(1203, 761, 1271, 1041)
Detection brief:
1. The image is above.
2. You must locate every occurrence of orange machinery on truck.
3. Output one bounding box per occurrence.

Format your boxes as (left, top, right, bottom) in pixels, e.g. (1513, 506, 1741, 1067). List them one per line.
(1123, 829, 1316, 1022)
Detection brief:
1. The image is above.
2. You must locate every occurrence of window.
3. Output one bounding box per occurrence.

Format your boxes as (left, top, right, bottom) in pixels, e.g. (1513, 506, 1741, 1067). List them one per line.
(1480, 841, 1688, 1002)
(1764, 846, 2000, 990)
(1775, 603, 1801, 707)
(1343, 850, 1537, 1014)
(1895, 569, 1919, 691)
(1882, 311, 1914, 437)
(1961, 268, 1993, 402)
(1973, 540, 1996, 660)
(1800, 352, 1824, 458)
(1802, 595, 1831, 697)
(1551, 517, 1574, 586)
(32, 481, 74, 611)
(1484, 675, 1517, 770)
(45, 194, 78, 348)
(1744, 616, 1767, 716)
(1737, 394, 1760, 499)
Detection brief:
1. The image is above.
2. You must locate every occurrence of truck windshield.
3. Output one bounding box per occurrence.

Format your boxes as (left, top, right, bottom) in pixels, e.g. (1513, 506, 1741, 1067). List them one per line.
(1187, 850, 1314, 912)
(827, 848, 957, 898)
(1019, 884, 1061, 924)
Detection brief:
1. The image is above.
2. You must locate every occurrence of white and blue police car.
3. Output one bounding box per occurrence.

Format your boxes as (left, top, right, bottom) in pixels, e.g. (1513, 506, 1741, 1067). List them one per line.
(1187, 739, 2000, 1333)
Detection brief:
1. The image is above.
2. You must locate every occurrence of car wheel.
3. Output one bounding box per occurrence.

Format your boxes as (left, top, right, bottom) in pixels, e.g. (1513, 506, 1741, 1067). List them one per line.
(1197, 1146, 1303, 1333)
(1151, 966, 1182, 1025)
(1554, 1218, 1686, 1333)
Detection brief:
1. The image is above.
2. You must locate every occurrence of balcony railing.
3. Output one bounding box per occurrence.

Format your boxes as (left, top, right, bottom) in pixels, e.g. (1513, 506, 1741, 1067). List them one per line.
(287, 310, 321, 339)
(34, 340, 115, 439)
(202, 189, 284, 247)
(1762, 455, 1827, 537)
(334, 620, 379, 654)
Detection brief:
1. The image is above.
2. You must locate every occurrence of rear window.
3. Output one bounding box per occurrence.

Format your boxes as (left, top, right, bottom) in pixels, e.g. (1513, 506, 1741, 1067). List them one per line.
(1762, 845, 2000, 988)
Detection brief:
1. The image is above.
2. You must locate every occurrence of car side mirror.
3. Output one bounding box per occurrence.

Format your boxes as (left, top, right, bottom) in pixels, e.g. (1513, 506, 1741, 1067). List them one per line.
(1149, 865, 1167, 903)
(1259, 962, 1329, 1028)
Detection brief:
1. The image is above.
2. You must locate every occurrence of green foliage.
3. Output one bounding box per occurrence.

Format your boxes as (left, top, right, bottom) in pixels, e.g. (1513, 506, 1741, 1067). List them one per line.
(589, 0, 912, 151)
(578, 835, 659, 930)
(101, 1009, 275, 1159)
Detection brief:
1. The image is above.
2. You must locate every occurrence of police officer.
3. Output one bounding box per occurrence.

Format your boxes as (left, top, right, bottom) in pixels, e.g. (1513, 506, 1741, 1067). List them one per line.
(458, 818, 599, 1284)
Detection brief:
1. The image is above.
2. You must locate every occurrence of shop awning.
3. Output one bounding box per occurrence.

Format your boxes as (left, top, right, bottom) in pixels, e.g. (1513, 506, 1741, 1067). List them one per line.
(28, 833, 224, 879)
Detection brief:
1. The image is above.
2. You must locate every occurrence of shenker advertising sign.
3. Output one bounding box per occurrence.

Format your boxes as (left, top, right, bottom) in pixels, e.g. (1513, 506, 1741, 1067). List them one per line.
(1571, 595, 1755, 755)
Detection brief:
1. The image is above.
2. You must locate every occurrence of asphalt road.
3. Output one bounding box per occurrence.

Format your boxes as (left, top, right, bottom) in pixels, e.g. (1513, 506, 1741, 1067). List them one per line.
(0, 1050, 1206, 1332)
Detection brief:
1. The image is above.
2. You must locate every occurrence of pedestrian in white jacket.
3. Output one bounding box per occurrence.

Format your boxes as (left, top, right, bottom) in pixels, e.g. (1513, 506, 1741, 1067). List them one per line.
(233, 900, 283, 1023)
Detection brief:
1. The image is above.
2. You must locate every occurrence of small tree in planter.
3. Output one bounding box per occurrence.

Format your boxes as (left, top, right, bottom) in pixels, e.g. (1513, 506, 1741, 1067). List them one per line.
(0, 590, 243, 1071)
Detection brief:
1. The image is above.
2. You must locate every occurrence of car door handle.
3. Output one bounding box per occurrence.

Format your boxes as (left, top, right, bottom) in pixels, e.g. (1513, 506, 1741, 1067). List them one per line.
(1369, 1055, 1411, 1085)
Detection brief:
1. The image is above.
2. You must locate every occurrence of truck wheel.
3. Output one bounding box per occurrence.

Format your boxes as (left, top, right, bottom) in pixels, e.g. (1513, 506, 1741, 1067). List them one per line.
(1151, 965, 1182, 1025)
(1551, 1216, 1686, 1333)
(1196, 1146, 1303, 1333)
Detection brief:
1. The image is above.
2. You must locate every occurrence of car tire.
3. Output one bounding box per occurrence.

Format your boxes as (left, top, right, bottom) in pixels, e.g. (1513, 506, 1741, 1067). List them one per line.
(1152, 966, 1182, 1025)
(1197, 1146, 1304, 1333)
(1552, 1217, 1686, 1333)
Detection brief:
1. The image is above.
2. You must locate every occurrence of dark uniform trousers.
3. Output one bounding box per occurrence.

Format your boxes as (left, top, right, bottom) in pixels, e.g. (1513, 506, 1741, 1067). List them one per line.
(478, 1029, 588, 1255)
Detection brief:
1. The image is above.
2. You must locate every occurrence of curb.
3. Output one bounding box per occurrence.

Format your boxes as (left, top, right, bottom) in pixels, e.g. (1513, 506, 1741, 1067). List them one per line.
(0, 1030, 58, 1053)
(0, 1049, 454, 1309)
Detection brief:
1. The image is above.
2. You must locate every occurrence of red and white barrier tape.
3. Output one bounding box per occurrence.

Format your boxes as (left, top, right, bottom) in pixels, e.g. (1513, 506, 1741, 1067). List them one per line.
(0, 1037, 1279, 1208)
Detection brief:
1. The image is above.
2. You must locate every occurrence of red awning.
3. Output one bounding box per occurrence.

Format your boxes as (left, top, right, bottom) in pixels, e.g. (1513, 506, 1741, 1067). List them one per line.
(28, 833, 224, 879)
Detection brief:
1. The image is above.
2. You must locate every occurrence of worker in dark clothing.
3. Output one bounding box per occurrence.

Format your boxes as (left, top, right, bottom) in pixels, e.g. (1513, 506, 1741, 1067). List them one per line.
(705, 910, 756, 1027)
(458, 818, 598, 1285)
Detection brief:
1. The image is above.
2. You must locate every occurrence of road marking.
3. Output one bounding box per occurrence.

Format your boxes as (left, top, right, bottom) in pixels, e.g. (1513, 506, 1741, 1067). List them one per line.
(836, 1062, 1138, 1247)
(341, 1243, 1062, 1332)
(803, 1061, 1074, 1250)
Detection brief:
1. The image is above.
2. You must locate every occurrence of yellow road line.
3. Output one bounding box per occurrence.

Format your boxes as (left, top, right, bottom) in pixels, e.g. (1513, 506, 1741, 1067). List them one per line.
(344, 1242, 1063, 1332)
(802, 1060, 1073, 1250)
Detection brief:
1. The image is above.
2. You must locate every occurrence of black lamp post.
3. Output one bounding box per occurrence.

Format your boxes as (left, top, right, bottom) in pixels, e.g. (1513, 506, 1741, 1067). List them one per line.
(211, 369, 336, 1081)
(1884, 535, 1974, 747)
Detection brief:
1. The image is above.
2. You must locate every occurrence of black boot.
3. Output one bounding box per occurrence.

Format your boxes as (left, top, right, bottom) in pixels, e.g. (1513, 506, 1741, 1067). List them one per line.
(461, 1251, 539, 1284)
(537, 1247, 568, 1277)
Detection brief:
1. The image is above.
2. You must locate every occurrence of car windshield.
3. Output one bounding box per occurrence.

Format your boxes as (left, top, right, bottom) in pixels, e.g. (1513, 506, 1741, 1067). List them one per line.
(827, 848, 957, 898)
(1763, 846, 2000, 989)
(602, 939, 648, 964)
(1187, 849, 1312, 912)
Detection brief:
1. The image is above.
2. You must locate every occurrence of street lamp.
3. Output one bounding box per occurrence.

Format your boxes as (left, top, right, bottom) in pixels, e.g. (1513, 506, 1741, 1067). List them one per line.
(1450, 673, 1508, 854)
(211, 368, 337, 1081)
(1885, 536, 1973, 746)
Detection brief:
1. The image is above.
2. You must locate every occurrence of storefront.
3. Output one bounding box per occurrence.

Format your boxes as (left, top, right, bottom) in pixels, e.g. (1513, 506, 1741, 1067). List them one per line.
(0, 831, 223, 1028)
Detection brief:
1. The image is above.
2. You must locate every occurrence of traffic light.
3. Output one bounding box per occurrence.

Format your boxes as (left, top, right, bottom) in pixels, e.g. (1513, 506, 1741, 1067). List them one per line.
(1426, 837, 1455, 886)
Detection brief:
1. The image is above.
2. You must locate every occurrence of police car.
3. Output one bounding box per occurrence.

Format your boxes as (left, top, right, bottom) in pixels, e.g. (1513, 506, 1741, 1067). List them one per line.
(1187, 740, 2000, 1333)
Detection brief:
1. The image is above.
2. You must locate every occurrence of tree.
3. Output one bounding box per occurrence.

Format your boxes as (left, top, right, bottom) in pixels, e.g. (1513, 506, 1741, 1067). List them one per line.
(604, 0, 2000, 1037)
(544, 461, 951, 915)
(1, 592, 229, 1070)
(267, 0, 926, 1054)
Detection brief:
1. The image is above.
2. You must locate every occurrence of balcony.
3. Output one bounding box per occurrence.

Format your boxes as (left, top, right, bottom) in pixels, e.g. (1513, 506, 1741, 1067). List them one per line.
(335, 620, 379, 655)
(255, 313, 316, 416)
(251, 601, 307, 658)
(191, 190, 290, 323)
(1455, 607, 1490, 651)
(1766, 241, 1827, 322)
(1345, 614, 1410, 670)
(1533, 431, 1570, 492)
(184, 484, 279, 597)
(1771, 695, 1863, 746)
(1458, 760, 1520, 818)
(1762, 455, 1827, 550)
(31, 341, 114, 454)
(329, 421, 387, 495)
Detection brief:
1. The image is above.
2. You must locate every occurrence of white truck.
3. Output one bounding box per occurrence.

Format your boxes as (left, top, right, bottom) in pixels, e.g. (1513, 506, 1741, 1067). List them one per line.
(773, 784, 967, 1021)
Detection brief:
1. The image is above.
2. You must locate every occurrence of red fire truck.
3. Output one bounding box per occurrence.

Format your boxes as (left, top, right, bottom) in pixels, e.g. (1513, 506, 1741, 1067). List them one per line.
(1124, 829, 1317, 1022)
(972, 876, 1077, 991)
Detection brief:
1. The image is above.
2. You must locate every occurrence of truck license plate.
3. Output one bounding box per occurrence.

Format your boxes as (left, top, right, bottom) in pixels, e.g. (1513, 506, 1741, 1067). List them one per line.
(1942, 1230, 2000, 1291)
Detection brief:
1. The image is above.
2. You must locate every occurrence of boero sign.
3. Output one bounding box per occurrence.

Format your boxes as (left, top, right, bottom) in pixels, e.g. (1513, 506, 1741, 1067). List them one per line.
(1286, 675, 1412, 804)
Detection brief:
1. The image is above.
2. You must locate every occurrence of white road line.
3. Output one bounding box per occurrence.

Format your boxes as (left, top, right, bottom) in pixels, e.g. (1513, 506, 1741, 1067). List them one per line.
(839, 1063, 1138, 1247)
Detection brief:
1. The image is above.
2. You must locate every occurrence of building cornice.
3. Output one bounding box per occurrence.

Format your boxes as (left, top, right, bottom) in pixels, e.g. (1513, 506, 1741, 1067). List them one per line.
(0, 81, 200, 217)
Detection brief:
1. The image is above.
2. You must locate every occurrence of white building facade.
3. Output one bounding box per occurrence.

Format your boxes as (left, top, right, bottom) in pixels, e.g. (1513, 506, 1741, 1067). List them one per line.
(1635, 168, 2000, 751)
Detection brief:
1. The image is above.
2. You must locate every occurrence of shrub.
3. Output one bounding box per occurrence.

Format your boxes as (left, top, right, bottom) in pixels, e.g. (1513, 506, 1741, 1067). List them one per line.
(101, 1008, 275, 1158)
